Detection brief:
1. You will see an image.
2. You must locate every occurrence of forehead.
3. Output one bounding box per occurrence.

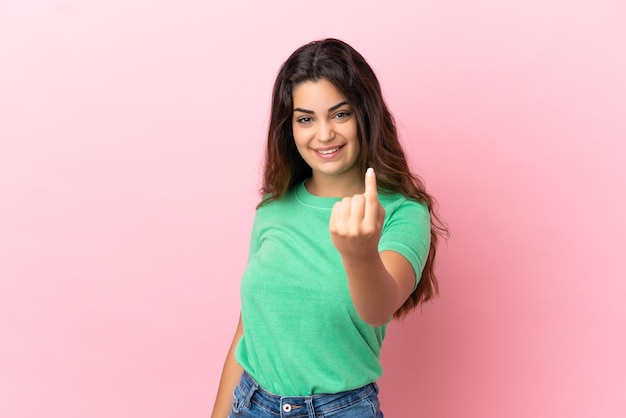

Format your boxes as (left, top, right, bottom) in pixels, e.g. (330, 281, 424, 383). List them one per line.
(292, 79, 347, 108)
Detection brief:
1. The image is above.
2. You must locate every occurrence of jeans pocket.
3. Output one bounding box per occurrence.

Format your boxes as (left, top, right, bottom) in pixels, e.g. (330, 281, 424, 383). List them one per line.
(365, 388, 382, 417)
(325, 393, 381, 417)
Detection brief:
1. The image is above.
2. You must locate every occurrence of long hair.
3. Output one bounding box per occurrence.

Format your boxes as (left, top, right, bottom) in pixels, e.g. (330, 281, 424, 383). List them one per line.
(261, 38, 448, 319)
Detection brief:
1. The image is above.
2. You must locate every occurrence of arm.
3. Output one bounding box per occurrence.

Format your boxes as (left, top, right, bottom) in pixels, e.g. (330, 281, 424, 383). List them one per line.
(341, 250, 415, 327)
(329, 168, 415, 327)
(211, 314, 244, 418)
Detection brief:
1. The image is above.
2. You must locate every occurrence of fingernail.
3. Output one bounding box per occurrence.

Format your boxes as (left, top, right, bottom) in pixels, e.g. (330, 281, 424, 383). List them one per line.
(366, 167, 374, 176)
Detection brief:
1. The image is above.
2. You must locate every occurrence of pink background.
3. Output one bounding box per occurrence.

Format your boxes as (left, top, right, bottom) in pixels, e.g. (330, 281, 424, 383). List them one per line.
(1, 1, 625, 417)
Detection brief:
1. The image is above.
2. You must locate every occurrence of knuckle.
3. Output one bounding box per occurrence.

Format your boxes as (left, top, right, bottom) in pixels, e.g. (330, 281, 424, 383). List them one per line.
(361, 225, 376, 236)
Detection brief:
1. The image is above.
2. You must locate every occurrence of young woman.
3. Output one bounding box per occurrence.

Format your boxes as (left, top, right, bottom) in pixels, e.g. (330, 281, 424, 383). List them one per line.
(212, 38, 446, 418)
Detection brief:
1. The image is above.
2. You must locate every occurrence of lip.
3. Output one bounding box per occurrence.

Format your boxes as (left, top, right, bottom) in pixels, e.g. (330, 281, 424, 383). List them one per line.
(312, 144, 345, 159)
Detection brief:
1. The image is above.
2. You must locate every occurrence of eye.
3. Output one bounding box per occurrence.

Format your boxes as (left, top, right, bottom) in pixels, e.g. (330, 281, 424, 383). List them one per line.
(296, 116, 313, 124)
(334, 111, 351, 120)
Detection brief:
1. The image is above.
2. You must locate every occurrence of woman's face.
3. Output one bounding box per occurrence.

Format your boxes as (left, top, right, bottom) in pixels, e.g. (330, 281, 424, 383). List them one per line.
(291, 79, 360, 185)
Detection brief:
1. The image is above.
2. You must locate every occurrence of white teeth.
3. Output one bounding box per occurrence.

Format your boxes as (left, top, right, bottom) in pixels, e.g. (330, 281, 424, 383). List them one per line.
(317, 147, 340, 155)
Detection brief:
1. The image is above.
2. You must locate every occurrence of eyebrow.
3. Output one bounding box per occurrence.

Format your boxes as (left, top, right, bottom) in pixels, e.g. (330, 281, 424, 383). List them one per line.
(293, 101, 349, 114)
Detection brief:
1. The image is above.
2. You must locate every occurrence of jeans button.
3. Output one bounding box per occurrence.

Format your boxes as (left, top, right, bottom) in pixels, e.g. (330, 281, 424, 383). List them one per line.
(282, 403, 292, 412)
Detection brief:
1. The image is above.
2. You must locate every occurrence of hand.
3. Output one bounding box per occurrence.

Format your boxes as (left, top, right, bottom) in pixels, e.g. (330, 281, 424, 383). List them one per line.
(329, 168, 386, 259)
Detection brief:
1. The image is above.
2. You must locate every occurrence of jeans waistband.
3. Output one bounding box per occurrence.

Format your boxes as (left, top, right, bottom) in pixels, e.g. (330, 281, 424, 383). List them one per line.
(236, 371, 379, 416)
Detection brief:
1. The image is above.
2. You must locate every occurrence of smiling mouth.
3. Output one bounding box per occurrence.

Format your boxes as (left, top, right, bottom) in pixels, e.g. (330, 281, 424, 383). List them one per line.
(317, 147, 340, 155)
(314, 145, 345, 156)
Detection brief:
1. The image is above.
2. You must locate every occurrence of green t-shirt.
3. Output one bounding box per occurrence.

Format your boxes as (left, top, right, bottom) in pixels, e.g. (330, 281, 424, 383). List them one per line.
(234, 181, 431, 396)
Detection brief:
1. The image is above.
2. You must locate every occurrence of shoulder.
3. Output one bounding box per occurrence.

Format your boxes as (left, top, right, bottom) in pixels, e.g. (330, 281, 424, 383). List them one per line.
(377, 192, 432, 277)
(378, 191, 430, 222)
(254, 187, 300, 216)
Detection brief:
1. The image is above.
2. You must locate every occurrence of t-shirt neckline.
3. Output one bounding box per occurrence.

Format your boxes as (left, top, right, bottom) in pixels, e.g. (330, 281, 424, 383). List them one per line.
(295, 180, 342, 210)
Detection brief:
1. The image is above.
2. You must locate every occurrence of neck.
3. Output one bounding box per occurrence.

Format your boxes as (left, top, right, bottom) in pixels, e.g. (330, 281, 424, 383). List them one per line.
(305, 170, 364, 198)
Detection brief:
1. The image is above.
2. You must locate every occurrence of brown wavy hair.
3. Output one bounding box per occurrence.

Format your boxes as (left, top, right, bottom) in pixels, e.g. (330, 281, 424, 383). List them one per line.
(260, 38, 448, 319)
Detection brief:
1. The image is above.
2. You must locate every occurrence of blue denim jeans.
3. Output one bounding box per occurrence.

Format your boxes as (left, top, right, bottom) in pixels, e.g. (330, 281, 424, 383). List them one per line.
(228, 372, 384, 417)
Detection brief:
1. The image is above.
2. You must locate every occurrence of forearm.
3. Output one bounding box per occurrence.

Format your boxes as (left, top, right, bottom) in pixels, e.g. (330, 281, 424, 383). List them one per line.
(211, 317, 244, 418)
(341, 252, 405, 327)
(330, 169, 414, 327)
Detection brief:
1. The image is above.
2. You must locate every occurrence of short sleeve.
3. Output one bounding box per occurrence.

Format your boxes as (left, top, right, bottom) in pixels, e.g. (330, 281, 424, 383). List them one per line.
(246, 209, 262, 263)
(378, 199, 431, 291)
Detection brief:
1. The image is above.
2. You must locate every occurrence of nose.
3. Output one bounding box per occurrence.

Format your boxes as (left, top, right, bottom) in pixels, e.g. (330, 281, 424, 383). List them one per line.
(316, 120, 335, 142)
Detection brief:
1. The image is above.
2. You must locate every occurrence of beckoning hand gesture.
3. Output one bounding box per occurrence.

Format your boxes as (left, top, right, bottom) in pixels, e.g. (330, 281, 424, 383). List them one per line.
(329, 168, 386, 259)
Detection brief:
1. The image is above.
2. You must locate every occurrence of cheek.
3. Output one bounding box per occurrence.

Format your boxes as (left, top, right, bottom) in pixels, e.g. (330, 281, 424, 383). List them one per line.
(345, 125, 359, 150)
(292, 127, 309, 148)
(344, 121, 358, 142)
(291, 133, 307, 156)
(292, 135, 304, 150)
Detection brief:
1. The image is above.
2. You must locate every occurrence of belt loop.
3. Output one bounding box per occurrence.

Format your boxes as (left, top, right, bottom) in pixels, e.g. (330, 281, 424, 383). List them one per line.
(243, 376, 258, 408)
(305, 396, 315, 418)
